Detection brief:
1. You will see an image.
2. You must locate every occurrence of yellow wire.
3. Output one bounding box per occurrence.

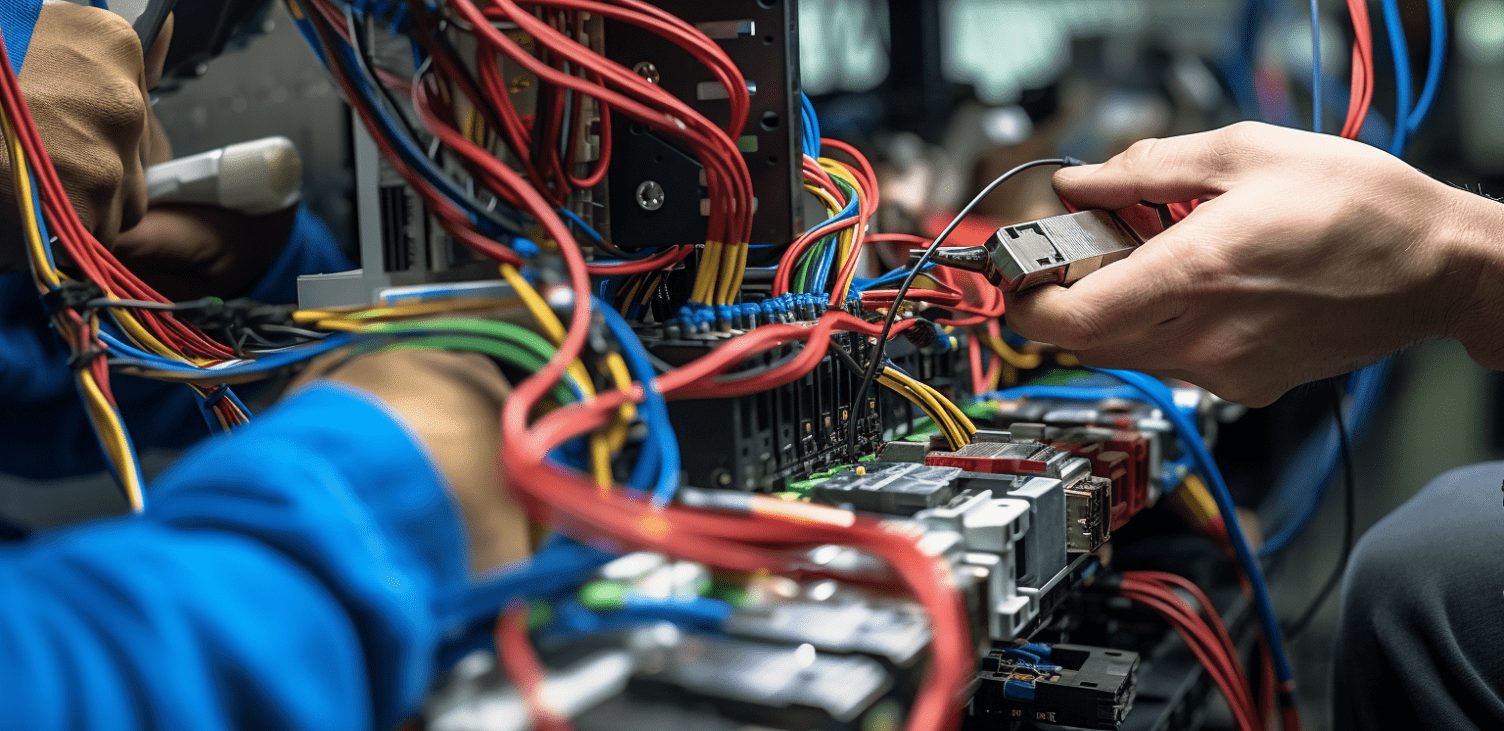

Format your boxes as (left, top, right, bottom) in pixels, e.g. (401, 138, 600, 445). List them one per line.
(4, 116, 59, 289)
(911, 377, 977, 437)
(803, 183, 843, 216)
(693, 240, 722, 303)
(637, 272, 661, 307)
(714, 239, 741, 305)
(616, 275, 646, 316)
(880, 368, 966, 449)
(296, 297, 525, 324)
(799, 180, 857, 300)
(982, 335, 1043, 370)
(78, 368, 144, 512)
(601, 352, 635, 451)
(1177, 474, 1222, 527)
(499, 264, 621, 484)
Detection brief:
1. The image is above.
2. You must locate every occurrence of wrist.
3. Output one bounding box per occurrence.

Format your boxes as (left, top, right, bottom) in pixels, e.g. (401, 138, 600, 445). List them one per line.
(1429, 184, 1504, 367)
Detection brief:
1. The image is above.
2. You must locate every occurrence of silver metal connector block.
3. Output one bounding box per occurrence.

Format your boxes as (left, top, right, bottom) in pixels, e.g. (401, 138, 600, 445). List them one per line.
(917, 210, 1143, 293)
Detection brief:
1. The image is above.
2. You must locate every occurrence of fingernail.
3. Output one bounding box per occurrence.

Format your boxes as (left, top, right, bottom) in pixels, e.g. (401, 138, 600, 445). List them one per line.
(1055, 164, 1101, 181)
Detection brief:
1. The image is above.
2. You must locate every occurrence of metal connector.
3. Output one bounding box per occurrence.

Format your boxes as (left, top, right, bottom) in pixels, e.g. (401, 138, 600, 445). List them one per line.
(915, 210, 1143, 293)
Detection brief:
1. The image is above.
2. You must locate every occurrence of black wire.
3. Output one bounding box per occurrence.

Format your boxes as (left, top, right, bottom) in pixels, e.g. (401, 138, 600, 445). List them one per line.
(351, 12, 426, 150)
(305, 2, 523, 237)
(843, 157, 1077, 459)
(1285, 378, 1356, 639)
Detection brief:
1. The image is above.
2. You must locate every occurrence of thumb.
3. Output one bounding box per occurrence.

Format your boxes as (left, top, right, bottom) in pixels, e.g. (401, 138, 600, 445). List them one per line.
(143, 12, 173, 90)
(1053, 123, 1268, 211)
(141, 14, 174, 167)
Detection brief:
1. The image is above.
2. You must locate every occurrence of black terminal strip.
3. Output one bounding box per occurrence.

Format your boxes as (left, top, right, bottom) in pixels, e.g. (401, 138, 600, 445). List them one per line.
(971, 642, 1140, 730)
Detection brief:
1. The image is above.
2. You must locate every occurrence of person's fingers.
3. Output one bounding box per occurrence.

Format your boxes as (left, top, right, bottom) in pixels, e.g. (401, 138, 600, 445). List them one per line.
(144, 12, 173, 90)
(1070, 341, 1183, 372)
(1053, 122, 1277, 211)
(142, 107, 172, 167)
(1003, 238, 1194, 351)
(113, 204, 297, 299)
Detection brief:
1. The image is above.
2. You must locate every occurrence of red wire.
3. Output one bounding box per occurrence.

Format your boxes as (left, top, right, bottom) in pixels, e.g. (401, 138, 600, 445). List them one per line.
(1122, 581, 1260, 731)
(470, 0, 753, 247)
(496, 603, 574, 731)
(968, 334, 987, 395)
(1341, 0, 1374, 140)
(0, 24, 233, 359)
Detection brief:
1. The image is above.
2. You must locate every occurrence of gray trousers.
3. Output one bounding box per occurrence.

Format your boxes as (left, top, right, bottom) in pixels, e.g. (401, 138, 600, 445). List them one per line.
(1334, 462, 1504, 730)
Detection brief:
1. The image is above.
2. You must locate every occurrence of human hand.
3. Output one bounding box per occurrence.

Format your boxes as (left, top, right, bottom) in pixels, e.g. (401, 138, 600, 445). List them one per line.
(1003, 121, 1504, 406)
(111, 204, 298, 301)
(300, 350, 532, 577)
(0, 3, 174, 270)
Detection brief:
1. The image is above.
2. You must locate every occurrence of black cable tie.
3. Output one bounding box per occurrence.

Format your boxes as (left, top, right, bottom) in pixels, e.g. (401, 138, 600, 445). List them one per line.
(66, 347, 108, 370)
(40, 281, 105, 315)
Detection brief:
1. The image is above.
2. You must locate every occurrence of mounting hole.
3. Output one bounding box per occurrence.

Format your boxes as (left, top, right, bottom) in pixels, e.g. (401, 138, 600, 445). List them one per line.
(766, 154, 779, 166)
(760, 111, 781, 130)
(628, 122, 647, 135)
(763, 35, 775, 45)
(757, 0, 776, 7)
(654, 154, 665, 163)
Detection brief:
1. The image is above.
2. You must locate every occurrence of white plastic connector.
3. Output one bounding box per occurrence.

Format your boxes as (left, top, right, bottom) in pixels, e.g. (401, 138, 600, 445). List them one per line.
(145, 136, 303, 215)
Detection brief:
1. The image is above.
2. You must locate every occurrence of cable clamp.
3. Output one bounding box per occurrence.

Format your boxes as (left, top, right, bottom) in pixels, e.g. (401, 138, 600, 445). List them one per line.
(66, 346, 108, 371)
(40, 281, 105, 315)
(200, 385, 230, 409)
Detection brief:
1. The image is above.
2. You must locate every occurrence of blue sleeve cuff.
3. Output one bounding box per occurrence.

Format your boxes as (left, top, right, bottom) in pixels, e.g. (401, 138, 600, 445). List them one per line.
(245, 205, 354, 304)
(0, 0, 41, 73)
(145, 382, 470, 724)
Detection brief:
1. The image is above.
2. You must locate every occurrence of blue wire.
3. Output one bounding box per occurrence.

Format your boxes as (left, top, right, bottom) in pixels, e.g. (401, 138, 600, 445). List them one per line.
(803, 178, 860, 294)
(27, 174, 56, 274)
(558, 208, 603, 243)
(1088, 368, 1294, 685)
(1310, 0, 1323, 133)
(289, 10, 526, 235)
(1381, 0, 1413, 156)
(1222, 0, 1273, 117)
(1406, 0, 1447, 133)
(596, 299, 681, 505)
(440, 534, 615, 629)
(980, 385, 1141, 402)
(801, 92, 821, 158)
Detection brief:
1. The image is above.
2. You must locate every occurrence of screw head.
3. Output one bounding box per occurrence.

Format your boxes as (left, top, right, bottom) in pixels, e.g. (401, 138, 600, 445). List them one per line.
(635, 180, 666, 211)
(632, 61, 660, 84)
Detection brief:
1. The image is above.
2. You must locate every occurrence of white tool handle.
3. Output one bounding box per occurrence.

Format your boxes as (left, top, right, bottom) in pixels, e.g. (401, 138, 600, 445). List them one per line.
(145, 136, 302, 215)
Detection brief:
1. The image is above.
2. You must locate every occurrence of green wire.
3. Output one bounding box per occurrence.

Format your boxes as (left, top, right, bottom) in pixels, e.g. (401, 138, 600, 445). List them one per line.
(379, 335, 579, 404)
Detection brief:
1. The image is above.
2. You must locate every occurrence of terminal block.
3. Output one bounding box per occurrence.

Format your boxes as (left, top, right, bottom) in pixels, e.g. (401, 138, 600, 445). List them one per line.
(810, 462, 961, 515)
(957, 473, 1067, 591)
(915, 489, 1035, 640)
(1043, 428, 1152, 531)
(724, 595, 931, 668)
(633, 633, 893, 726)
(924, 441, 1092, 486)
(971, 643, 1140, 730)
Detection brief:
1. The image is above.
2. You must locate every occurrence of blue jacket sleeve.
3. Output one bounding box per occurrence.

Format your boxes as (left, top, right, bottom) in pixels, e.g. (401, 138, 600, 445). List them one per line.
(0, 383, 471, 730)
(0, 205, 353, 479)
